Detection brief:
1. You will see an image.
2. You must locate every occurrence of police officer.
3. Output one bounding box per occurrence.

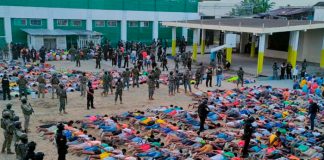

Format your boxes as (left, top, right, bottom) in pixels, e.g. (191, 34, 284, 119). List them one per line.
(122, 68, 131, 90)
(168, 71, 175, 96)
(79, 73, 88, 97)
(21, 98, 34, 132)
(15, 133, 28, 160)
(197, 99, 210, 135)
(2, 103, 15, 120)
(154, 67, 161, 88)
(183, 69, 192, 93)
(58, 84, 67, 114)
(101, 71, 109, 96)
(237, 67, 244, 87)
(206, 67, 213, 87)
(1, 111, 14, 154)
(115, 78, 124, 105)
(37, 74, 46, 98)
(87, 85, 95, 110)
(56, 123, 68, 160)
(148, 74, 155, 100)
(1, 74, 10, 100)
(17, 75, 28, 100)
(131, 66, 140, 88)
(51, 73, 60, 99)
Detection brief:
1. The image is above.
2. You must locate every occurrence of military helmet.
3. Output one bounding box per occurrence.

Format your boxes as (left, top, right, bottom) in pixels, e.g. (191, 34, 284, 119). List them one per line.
(14, 121, 22, 128)
(6, 103, 12, 109)
(57, 123, 65, 131)
(13, 116, 20, 122)
(2, 111, 11, 118)
(19, 133, 28, 140)
(21, 97, 27, 104)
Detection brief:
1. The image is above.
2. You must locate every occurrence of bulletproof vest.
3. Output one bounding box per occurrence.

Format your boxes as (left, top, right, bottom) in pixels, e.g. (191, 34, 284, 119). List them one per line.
(15, 143, 28, 159)
(51, 77, 60, 84)
(21, 104, 33, 115)
(60, 89, 67, 98)
(18, 78, 28, 87)
(2, 109, 15, 120)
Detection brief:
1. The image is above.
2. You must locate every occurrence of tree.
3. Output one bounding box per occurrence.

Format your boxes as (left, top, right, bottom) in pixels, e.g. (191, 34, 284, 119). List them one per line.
(230, 0, 275, 16)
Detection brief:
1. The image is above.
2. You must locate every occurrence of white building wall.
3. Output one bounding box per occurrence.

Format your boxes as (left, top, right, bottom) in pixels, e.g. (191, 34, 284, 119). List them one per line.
(299, 29, 324, 63)
(314, 7, 324, 21)
(56, 36, 67, 50)
(33, 36, 44, 50)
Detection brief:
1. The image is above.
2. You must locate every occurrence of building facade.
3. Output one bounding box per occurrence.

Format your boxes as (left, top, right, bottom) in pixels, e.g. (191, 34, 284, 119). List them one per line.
(0, 0, 200, 49)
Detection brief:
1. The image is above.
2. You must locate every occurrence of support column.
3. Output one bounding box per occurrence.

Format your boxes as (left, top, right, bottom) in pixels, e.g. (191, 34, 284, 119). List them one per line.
(291, 31, 299, 68)
(182, 28, 188, 41)
(250, 35, 256, 57)
(86, 19, 92, 31)
(153, 20, 159, 40)
(225, 33, 233, 63)
(171, 27, 176, 56)
(257, 34, 266, 75)
(287, 32, 293, 63)
(4, 17, 12, 61)
(320, 35, 324, 68)
(47, 18, 54, 30)
(192, 29, 199, 61)
(201, 29, 206, 55)
(121, 11, 127, 41)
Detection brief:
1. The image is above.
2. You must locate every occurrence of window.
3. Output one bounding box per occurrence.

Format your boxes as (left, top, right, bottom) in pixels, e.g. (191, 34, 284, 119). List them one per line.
(140, 21, 149, 27)
(95, 20, 105, 27)
(107, 21, 117, 27)
(30, 19, 42, 26)
(72, 20, 82, 26)
(57, 19, 68, 26)
(129, 21, 138, 27)
(20, 19, 27, 26)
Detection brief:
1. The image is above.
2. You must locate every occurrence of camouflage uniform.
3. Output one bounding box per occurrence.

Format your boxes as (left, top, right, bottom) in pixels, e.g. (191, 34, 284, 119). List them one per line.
(183, 70, 192, 93)
(174, 71, 181, 93)
(17, 76, 28, 100)
(13, 121, 23, 145)
(2, 104, 15, 120)
(58, 87, 67, 113)
(237, 69, 244, 87)
(168, 73, 175, 95)
(122, 70, 131, 90)
(102, 73, 109, 95)
(148, 75, 155, 99)
(132, 68, 140, 88)
(15, 133, 28, 160)
(115, 80, 124, 104)
(1, 111, 14, 154)
(195, 69, 201, 88)
(50, 74, 60, 99)
(154, 67, 161, 88)
(37, 75, 46, 98)
(21, 99, 33, 132)
(79, 75, 88, 96)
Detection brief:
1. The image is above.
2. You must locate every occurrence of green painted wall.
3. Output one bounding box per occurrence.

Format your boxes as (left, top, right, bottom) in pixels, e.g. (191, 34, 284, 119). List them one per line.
(158, 23, 182, 46)
(187, 29, 193, 45)
(11, 18, 47, 44)
(54, 19, 86, 30)
(0, 0, 198, 12)
(127, 21, 153, 45)
(92, 20, 121, 47)
(0, 18, 5, 48)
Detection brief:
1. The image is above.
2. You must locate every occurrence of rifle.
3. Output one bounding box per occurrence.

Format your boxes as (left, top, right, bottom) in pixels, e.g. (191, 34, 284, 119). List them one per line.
(28, 103, 35, 114)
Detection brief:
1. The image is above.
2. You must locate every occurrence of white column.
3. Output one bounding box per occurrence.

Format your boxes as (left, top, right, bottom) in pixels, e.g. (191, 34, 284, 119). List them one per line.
(182, 28, 188, 41)
(153, 20, 159, 40)
(121, 11, 127, 41)
(47, 18, 54, 30)
(4, 17, 12, 43)
(86, 19, 92, 31)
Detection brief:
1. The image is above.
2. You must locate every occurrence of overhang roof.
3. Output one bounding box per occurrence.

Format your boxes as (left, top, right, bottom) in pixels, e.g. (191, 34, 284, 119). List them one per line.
(258, 7, 313, 17)
(314, 2, 324, 7)
(21, 29, 102, 36)
(162, 18, 324, 34)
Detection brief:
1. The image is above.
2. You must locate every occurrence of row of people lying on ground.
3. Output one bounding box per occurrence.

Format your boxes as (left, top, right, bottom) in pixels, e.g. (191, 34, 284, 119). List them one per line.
(36, 100, 323, 159)
(292, 76, 324, 97)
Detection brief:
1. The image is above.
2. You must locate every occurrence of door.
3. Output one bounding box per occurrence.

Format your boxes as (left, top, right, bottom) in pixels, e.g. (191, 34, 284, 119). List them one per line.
(44, 38, 57, 50)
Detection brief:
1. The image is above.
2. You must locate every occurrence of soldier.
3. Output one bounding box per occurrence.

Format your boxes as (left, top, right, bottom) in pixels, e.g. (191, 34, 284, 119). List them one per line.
(122, 68, 131, 90)
(1, 111, 14, 154)
(237, 67, 244, 88)
(58, 84, 67, 114)
(107, 71, 113, 95)
(75, 49, 81, 67)
(2, 74, 10, 100)
(174, 70, 181, 93)
(21, 98, 34, 132)
(206, 67, 213, 87)
(2, 103, 15, 120)
(95, 51, 101, 69)
(79, 72, 88, 97)
(154, 67, 161, 88)
(87, 85, 95, 110)
(183, 69, 192, 93)
(148, 74, 155, 100)
(17, 75, 28, 100)
(101, 71, 109, 96)
(168, 71, 175, 96)
(174, 55, 180, 70)
(115, 79, 123, 105)
(56, 123, 68, 160)
(131, 66, 140, 88)
(162, 56, 168, 71)
(15, 133, 28, 160)
(68, 45, 77, 62)
(194, 69, 201, 89)
(37, 74, 46, 98)
(13, 121, 24, 145)
(50, 73, 60, 99)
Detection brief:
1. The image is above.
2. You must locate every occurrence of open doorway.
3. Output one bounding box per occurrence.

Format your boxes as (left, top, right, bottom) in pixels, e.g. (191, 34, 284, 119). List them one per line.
(44, 38, 56, 50)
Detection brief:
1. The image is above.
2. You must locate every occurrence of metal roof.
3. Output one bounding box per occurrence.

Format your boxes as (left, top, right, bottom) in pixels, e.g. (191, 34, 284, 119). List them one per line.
(21, 29, 102, 36)
(258, 7, 313, 17)
(314, 2, 324, 7)
(162, 18, 324, 34)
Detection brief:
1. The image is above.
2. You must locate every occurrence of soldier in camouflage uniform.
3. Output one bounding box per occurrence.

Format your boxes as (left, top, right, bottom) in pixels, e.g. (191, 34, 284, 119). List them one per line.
(194, 69, 201, 89)
(17, 75, 28, 100)
(1, 111, 14, 154)
(131, 66, 140, 88)
(50, 73, 60, 99)
(115, 78, 124, 105)
(174, 55, 180, 70)
(58, 84, 67, 114)
(79, 72, 88, 97)
(2, 103, 15, 120)
(102, 71, 110, 96)
(237, 67, 244, 88)
(174, 70, 181, 93)
(13, 121, 24, 145)
(37, 74, 46, 98)
(20, 98, 34, 132)
(148, 74, 155, 100)
(122, 68, 131, 90)
(154, 67, 161, 88)
(15, 133, 28, 160)
(183, 69, 192, 93)
(168, 71, 175, 96)
(107, 71, 113, 94)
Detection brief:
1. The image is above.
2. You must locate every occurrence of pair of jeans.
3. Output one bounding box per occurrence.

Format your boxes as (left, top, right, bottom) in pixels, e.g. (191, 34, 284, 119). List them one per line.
(216, 75, 222, 86)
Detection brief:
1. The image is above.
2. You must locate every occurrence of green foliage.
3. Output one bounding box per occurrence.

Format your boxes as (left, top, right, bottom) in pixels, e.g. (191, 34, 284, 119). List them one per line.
(230, 0, 275, 16)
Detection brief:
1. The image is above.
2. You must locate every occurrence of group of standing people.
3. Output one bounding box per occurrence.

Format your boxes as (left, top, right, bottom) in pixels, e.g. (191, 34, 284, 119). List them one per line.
(273, 59, 308, 81)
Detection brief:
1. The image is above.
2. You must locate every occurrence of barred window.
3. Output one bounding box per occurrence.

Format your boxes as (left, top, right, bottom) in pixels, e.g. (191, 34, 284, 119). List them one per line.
(57, 19, 68, 26)
(30, 19, 42, 26)
(107, 21, 117, 27)
(129, 21, 138, 27)
(72, 20, 82, 26)
(95, 20, 105, 27)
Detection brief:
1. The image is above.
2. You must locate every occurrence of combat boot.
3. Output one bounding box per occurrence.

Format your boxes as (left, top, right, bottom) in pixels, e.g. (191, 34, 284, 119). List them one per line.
(7, 150, 14, 154)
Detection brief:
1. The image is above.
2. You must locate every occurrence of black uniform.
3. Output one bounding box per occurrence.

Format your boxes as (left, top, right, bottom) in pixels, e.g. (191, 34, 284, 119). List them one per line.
(206, 69, 213, 87)
(87, 87, 95, 110)
(242, 118, 255, 158)
(56, 129, 68, 160)
(197, 101, 210, 133)
(1, 76, 10, 100)
(95, 52, 102, 69)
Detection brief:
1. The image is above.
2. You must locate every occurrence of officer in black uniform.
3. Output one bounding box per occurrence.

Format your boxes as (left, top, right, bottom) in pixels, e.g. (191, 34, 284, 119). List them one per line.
(56, 123, 68, 160)
(1, 74, 10, 100)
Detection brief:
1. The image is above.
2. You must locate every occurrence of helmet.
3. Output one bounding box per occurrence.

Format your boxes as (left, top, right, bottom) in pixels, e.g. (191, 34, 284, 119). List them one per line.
(57, 123, 65, 131)
(6, 103, 12, 109)
(13, 116, 19, 122)
(2, 111, 11, 118)
(21, 98, 27, 104)
(19, 133, 28, 140)
(14, 121, 22, 129)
